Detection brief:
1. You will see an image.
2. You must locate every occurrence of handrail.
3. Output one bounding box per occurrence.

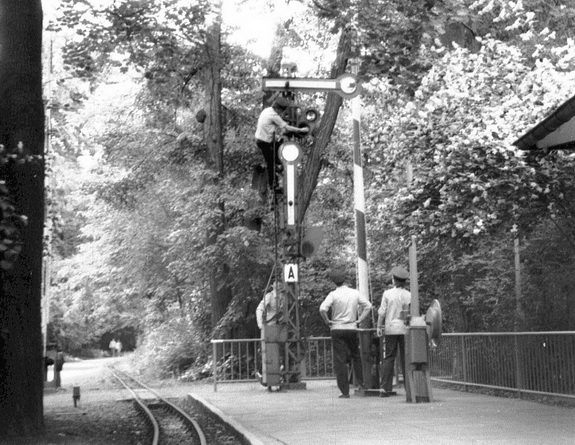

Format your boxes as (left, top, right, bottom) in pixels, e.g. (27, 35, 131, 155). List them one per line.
(210, 332, 575, 399)
(429, 332, 575, 399)
(211, 336, 333, 391)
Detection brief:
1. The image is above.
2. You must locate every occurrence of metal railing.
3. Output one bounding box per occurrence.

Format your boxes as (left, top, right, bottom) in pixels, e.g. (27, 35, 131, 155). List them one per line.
(301, 336, 333, 379)
(212, 332, 575, 399)
(211, 338, 261, 391)
(211, 336, 334, 391)
(428, 332, 575, 399)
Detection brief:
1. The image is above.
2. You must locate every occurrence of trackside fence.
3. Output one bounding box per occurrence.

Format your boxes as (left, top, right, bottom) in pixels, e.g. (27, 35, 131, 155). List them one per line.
(211, 339, 261, 389)
(428, 332, 575, 399)
(211, 336, 333, 391)
(212, 332, 575, 399)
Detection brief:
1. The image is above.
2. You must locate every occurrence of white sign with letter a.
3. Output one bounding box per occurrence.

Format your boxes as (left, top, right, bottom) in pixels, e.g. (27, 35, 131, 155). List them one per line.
(284, 264, 298, 283)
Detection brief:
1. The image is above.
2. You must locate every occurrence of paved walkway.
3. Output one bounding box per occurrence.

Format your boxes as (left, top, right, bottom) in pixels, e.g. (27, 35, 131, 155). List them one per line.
(187, 380, 575, 445)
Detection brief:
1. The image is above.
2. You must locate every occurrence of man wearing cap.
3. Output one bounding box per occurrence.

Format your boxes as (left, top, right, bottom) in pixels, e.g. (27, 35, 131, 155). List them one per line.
(319, 268, 372, 398)
(377, 266, 411, 397)
(255, 97, 308, 189)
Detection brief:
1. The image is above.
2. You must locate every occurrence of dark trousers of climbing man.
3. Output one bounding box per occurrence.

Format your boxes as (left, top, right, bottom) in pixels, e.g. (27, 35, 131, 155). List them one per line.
(380, 334, 406, 393)
(256, 139, 280, 189)
(332, 330, 363, 396)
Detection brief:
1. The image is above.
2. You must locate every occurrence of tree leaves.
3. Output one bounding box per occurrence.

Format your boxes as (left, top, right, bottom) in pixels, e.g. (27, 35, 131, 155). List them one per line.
(361, 2, 575, 331)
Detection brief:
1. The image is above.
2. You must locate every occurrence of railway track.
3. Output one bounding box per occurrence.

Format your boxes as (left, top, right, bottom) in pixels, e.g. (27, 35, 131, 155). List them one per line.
(110, 367, 207, 445)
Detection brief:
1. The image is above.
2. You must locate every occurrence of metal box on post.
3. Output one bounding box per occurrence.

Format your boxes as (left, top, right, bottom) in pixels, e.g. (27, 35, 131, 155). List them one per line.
(404, 317, 433, 403)
(406, 325, 428, 364)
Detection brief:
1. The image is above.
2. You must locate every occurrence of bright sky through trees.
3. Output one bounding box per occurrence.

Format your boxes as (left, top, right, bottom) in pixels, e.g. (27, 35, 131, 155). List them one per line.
(221, 0, 278, 58)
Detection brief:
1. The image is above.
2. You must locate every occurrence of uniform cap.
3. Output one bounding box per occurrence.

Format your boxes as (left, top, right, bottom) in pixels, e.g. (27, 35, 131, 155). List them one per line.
(390, 266, 409, 280)
(328, 268, 346, 285)
(274, 96, 290, 110)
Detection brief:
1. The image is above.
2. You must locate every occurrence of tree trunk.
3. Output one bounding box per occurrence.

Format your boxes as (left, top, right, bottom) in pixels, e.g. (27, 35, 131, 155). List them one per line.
(0, 0, 45, 436)
(298, 29, 352, 223)
(204, 13, 223, 175)
(203, 1, 232, 330)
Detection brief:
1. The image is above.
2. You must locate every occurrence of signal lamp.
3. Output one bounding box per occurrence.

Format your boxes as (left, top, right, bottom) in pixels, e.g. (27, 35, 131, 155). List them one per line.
(280, 141, 302, 164)
(303, 108, 318, 123)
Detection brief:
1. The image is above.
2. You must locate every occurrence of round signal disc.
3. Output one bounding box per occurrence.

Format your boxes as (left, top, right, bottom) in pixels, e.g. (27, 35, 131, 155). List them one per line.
(280, 141, 301, 163)
(338, 73, 359, 97)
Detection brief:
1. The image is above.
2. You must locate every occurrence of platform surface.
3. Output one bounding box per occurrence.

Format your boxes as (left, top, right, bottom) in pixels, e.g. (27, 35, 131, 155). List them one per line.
(188, 380, 575, 445)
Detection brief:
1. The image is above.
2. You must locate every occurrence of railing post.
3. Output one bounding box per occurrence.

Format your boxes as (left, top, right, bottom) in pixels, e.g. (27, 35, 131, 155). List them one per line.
(461, 335, 468, 391)
(212, 341, 218, 392)
(514, 334, 522, 398)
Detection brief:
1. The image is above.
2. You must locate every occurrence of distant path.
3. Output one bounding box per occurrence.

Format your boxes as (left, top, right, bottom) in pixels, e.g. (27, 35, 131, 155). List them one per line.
(48, 356, 123, 389)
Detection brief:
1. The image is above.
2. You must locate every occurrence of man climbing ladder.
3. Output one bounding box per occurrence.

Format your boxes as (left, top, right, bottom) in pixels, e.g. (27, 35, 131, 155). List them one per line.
(254, 96, 308, 190)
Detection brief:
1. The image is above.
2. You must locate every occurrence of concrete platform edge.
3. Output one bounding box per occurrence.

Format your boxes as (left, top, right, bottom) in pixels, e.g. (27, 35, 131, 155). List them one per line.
(186, 392, 266, 445)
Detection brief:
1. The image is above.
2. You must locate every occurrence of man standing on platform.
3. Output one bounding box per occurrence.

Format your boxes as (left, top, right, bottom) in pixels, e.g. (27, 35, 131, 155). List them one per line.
(320, 267, 372, 398)
(377, 266, 411, 397)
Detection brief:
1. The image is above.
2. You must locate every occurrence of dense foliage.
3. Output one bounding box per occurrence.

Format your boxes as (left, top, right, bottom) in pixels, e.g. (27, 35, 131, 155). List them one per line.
(43, 0, 575, 376)
(362, 0, 575, 331)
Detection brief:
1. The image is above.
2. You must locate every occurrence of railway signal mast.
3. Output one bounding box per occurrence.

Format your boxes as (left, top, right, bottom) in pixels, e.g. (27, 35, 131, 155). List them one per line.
(260, 73, 360, 390)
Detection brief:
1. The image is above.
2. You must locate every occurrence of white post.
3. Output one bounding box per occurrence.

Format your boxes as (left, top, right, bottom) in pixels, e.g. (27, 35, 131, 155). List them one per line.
(350, 57, 369, 306)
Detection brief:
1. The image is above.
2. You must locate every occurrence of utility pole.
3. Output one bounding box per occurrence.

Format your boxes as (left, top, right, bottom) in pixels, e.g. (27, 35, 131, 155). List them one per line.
(404, 162, 434, 403)
(406, 164, 419, 316)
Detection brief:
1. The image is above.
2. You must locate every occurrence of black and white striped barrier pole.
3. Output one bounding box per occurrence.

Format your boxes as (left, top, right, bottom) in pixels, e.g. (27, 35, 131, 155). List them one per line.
(350, 58, 369, 308)
(350, 58, 377, 393)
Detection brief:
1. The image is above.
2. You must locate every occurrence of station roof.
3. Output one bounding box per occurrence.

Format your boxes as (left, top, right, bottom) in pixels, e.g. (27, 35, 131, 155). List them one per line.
(513, 93, 575, 151)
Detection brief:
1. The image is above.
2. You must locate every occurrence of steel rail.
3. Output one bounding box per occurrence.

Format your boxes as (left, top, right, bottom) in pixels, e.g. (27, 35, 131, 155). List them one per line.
(111, 369, 160, 445)
(110, 367, 207, 445)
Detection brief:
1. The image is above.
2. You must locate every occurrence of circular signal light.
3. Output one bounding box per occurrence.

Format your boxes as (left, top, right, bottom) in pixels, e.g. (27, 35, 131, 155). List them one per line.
(280, 141, 301, 163)
(304, 109, 318, 122)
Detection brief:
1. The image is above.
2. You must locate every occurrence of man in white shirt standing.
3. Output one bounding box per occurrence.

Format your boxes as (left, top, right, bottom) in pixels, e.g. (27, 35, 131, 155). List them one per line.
(254, 96, 308, 189)
(377, 266, 411, 397)
(320, 268, 372, 398)
(256, 282, 281, 330)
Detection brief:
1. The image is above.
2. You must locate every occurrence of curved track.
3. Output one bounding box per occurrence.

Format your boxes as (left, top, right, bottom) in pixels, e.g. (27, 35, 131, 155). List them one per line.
(109, 367, 207, 445)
